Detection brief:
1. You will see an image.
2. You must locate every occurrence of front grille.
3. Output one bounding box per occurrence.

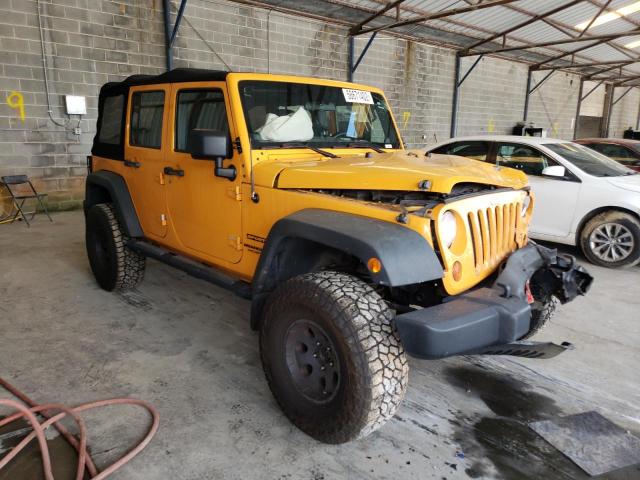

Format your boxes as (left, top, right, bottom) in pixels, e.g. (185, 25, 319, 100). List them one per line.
(467, 202, 521, 269)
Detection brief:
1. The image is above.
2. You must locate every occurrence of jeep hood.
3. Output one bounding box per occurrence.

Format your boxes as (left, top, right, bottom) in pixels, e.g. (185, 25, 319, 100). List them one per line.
(258, 150, 527, 193)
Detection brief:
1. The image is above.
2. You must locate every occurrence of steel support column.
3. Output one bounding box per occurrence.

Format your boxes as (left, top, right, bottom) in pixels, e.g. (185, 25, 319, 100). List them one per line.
(347, 36, 354, 82)
(348, 32, 378, 83)
(573, 79, 584, 139)
(450, 55, 461, 138)
(523, 69, 555, 122)
(450, 54, 483, 137)
(604, 85, 615, 137)
(163, 0, 188, 71)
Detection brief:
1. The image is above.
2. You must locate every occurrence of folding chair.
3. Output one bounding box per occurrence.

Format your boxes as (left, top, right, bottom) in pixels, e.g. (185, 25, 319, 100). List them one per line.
(0, 175, 53, 227)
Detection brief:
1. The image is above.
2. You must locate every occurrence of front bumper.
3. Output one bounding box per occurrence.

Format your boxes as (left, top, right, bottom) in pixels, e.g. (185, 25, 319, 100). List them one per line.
(395, 243, 592, 360)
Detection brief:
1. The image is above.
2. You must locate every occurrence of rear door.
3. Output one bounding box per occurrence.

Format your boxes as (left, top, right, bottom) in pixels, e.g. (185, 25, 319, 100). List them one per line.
(164, 82, 243, 264)
(494, 142, 581, 239)
(124, 85, 170, 239)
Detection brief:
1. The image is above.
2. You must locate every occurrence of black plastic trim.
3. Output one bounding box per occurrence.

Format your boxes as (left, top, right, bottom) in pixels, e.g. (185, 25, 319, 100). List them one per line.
(128, 240, 251, 299)
(254, 208, 443, 289)
(394, 243, 590, 360)
(84, 171, 143, 238)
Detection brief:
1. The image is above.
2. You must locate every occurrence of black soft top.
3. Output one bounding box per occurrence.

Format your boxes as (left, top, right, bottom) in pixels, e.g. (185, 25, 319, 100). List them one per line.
(94, 69, 228, 160)
(100, 68, 229, 95)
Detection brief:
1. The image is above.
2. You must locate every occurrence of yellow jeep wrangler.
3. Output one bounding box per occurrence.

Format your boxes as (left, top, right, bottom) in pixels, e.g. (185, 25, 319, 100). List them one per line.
(85, 69, 591, 443)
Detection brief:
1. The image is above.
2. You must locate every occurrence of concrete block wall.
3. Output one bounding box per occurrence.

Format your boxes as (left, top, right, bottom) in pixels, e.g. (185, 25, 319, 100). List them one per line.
(608, 87, 640, 138)
(457, 56, 528, 137)
(1, 0, 639, 210)
(527, 71, 581, 140)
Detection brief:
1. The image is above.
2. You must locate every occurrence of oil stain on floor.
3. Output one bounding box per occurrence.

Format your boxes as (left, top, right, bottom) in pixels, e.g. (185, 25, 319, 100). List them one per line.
(444, 365, 640, 480)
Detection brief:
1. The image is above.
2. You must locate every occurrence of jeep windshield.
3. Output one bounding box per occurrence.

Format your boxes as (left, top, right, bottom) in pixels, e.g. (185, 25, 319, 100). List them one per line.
(239, 80, 401, 150)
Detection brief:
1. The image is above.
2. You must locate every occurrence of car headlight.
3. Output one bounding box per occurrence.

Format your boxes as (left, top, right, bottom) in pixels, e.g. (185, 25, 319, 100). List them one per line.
(440, 211, 458, 248)
(521, 195, 531, 217)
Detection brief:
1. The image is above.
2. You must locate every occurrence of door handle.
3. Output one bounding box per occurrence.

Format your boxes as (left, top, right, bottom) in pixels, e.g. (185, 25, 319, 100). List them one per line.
(164, 166, 185, 177)
(124, 159, 140, 168)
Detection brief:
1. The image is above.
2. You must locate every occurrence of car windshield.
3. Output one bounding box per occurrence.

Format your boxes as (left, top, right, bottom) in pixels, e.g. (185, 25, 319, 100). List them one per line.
(545, 143, 636, 177)
(239, 80, 401, 149)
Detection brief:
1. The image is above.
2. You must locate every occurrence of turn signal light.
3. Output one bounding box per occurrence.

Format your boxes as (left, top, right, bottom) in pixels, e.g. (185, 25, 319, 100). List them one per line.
(367, 257, 382, 274)
(452, 261, 462, 281)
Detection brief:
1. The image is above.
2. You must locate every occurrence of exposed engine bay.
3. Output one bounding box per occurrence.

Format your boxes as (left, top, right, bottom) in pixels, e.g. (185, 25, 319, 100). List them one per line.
(307, 182, 503, 210)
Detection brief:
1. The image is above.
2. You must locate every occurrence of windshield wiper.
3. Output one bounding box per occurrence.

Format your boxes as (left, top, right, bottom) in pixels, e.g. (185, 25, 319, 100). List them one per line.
(275, 142, 338, 158)
(340, 139, 386, 153)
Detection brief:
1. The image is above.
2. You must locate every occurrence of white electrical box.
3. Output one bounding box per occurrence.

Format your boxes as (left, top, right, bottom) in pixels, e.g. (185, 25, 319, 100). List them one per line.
(65, 95, 87, 115)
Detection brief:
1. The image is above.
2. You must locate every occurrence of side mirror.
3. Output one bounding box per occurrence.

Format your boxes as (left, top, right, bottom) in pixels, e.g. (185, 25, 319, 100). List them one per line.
(541, 165, 566, 178)
(188, 129, 236, 181)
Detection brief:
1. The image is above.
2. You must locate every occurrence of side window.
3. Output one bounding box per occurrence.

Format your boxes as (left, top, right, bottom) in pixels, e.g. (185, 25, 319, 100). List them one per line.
(496, 143, 556, 176)
(175, 89, 228, 152)
(130, 91, 165, 149)
(98, 94, 125, 145)
(432, 141, 489, 162)
(594, 144, 634, 161)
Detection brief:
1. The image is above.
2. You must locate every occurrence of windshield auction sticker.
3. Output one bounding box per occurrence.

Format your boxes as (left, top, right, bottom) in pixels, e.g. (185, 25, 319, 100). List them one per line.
(342, 88, 374, 104)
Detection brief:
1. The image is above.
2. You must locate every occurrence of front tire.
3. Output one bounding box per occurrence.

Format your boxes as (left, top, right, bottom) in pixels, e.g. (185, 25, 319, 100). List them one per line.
(86, 203, 146, 291)
(580, 211, 640, 268)
(260, 271, 408, 444)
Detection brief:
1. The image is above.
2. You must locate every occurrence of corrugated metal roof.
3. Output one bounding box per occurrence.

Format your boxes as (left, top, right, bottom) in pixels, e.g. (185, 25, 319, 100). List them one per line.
(241, 0, 640, 83)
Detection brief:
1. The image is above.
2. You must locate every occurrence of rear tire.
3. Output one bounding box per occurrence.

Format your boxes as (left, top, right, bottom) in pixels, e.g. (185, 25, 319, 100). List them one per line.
(260, 271, 408, 444)
(580, 211, 640, 268)
(86, 203, 145, 291)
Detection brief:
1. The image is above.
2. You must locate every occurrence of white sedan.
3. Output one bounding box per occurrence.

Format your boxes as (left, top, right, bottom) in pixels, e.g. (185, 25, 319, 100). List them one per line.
(427, 135, 640, 268)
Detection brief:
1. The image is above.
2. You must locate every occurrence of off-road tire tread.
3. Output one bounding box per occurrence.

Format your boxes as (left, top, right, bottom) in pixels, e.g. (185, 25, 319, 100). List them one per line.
(90, 203, 145, 290)
(521, 294, 557, 340)
(260, 271, 408, 443)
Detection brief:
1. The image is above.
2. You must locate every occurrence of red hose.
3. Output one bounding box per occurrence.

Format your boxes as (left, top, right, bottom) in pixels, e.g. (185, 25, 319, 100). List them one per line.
(0, 377, 159, 479)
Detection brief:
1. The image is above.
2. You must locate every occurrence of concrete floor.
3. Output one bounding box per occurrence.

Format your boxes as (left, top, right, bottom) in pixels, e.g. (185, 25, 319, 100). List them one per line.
(0, 211, 639, 480)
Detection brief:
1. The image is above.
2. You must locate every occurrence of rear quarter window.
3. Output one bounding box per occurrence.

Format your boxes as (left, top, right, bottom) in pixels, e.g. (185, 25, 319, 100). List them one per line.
(97, 94, 125, 145)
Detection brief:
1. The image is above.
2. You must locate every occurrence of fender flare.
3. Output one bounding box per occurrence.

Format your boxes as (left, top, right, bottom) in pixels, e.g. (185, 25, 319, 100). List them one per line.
(84, 171, 143, 238)
(250, 208, 443, 328)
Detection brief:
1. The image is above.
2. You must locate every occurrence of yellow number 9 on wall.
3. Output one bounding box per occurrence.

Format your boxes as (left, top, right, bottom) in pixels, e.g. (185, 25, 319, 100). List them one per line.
(6, 91, 25, 123)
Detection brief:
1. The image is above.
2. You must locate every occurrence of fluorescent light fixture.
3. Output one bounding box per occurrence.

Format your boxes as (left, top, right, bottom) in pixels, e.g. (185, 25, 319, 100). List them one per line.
(575, 1, 640, 31)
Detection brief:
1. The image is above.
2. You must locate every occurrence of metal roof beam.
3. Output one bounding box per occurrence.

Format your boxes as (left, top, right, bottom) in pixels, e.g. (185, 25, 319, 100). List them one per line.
(464, 29, 640, 56)
(349, 0, 407, 35)
(352, 0, 518, 36)
(578, 0, 612, 37)
(616, 75, 640, 85)
(460, 0, 584, 55)
(535, 60, 633, 71)
(586, 62, 636, 79)
(532, 37, 611, 68)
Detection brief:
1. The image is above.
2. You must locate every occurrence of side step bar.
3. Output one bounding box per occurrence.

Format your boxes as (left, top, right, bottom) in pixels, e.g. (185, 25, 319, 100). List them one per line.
(128, 240, 252, 299)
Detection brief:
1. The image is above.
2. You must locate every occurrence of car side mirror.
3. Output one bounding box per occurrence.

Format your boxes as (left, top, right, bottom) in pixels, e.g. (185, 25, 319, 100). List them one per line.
(541, 165, 566, 178)
(188, 129, 236, 181)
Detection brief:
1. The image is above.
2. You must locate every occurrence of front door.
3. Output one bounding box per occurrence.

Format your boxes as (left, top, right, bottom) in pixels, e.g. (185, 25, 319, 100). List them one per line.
(164, 82, 243, 264)
(124, 85, 169, 239)
(494, 142, 581, 239)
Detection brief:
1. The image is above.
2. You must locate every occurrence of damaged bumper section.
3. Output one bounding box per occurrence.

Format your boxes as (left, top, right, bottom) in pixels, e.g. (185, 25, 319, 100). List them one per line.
(395, 243, 593, 360)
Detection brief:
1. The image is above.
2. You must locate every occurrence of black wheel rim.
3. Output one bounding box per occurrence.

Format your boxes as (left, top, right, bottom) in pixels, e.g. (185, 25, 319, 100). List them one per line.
(284, 319, 341, 404)
(89, 226, 111, 270)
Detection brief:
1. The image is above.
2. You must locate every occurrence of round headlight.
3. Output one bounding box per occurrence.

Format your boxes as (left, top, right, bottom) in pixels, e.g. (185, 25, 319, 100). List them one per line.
(440, 211, 458, 248)
(521, 195, 531, 217)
